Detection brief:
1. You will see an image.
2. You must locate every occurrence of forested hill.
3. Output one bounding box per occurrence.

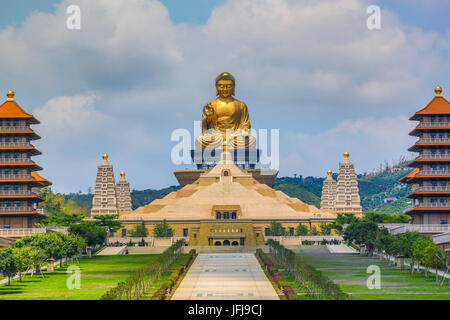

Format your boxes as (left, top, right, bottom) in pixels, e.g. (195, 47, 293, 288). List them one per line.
(272, 168, 413, 213)
(63, 165, 413, 214)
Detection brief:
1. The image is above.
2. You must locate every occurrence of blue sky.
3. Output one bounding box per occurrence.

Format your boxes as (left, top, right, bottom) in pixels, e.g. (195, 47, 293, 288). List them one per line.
(0, 0, 449, 193)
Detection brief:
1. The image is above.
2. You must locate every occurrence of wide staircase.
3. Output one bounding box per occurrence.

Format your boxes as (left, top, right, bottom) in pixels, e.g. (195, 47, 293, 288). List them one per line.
(326, 244, 359, 254)
(96, 245, 127, 255)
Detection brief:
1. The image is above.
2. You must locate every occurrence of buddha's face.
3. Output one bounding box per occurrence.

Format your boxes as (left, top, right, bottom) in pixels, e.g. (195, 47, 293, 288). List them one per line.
(216, 79, 234, 98)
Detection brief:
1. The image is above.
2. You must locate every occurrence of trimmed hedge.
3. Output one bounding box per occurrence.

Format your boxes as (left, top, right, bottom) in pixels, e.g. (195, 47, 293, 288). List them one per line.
(101, 240, 186, 300)
(150, 249, 196, 300)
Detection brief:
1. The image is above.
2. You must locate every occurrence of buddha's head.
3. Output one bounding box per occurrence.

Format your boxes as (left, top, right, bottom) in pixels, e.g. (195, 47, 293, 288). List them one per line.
(215, 72, 235, 98)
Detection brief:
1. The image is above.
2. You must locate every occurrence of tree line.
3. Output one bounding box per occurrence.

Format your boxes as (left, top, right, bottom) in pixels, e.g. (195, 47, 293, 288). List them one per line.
(0, 233, 86, 285)
(336, 213, 450, 285)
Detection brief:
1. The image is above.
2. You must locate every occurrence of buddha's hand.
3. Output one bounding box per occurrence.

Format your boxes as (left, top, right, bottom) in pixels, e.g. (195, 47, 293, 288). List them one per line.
(204, 103, 214, 118)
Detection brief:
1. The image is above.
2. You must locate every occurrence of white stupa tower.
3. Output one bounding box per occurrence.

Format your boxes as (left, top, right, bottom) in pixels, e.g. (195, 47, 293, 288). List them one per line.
(90, 154, 119, 216)
(320, 170, 337, 210)
(116, 171, 133, 212)
(334, 152, 362, 216)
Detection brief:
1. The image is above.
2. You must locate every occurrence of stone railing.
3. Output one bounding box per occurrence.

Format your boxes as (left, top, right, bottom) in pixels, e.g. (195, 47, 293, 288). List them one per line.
(0, 190, 36, 196)
(106, 236, 189, 246)
(418, 122, 450, 127)
(0, 158, 33, 163)
(264, 235, 343, 245)
(417, 154, 450, 159)
(388, 224, 450, 235)
(417, 170, 450, 176)
(0, 174, 33, 180)
(36, 208, 48, 216)
(412, 186, 450, 192)
(0, 126, 31, 131)
(0, 206, 36, 212)
(0, 142, 31, 148)
(433, 232, 450, 245)
(0, 228, 46, 237)
(417, 138, 450, 143)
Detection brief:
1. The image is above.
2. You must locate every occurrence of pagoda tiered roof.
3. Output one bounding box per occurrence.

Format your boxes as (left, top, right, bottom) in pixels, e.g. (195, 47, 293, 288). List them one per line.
(0, 91, 51, 222)
(410, 88, 450, 120)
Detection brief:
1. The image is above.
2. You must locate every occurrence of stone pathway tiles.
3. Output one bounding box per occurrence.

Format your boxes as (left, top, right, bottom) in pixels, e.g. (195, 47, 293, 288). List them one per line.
(171, 253, 278, 300)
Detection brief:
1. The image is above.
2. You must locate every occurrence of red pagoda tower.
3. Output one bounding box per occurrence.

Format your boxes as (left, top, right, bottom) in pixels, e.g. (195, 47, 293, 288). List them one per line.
(401, 86, 450, 225)
(0, 90, 51, 229)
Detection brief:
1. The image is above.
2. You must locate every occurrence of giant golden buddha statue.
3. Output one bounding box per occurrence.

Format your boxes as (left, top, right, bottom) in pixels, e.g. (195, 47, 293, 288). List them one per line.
(196, 72, 256, 150)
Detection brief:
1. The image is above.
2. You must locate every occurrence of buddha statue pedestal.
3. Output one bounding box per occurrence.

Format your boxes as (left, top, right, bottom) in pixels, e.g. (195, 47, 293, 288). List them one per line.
(191, 148, 260, 170)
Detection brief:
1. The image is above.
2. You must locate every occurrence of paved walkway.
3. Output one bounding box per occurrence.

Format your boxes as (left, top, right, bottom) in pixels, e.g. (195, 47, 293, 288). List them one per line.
(171, 253, 279, 300)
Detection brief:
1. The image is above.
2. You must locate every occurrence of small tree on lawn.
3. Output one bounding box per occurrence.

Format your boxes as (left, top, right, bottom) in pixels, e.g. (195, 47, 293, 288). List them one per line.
(93, 214, 123, 236)
(423, 244, 443, 282)
(12, 247, 33, 282)
(153, 220, 173, 238)
(295, 224, 308, 236)
(309, 225, 320, 236)
(69, 221, 107, 256)
(267, 221, 285, 236)
(319, 223, 331, 235)
(129, 224, 149, 238)
(0, 248, 17, 286)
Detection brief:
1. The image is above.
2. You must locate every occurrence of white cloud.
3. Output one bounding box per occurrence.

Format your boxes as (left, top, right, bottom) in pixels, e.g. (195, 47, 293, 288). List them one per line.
(33, 93, 107, 137)
(281, 116, 417, 177)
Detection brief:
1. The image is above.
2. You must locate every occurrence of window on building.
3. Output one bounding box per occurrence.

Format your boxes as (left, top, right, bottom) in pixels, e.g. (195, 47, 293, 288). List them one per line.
(216, 212, 221, 219)
(289, 227, 294, 236)
(223, 212, 230, 219)
(121, 229, 127, 237)
(265, 228, 270, 236)
(231, 212, 237, 219)
(183, 228, 188, 237)
(441, 220, 448, 225)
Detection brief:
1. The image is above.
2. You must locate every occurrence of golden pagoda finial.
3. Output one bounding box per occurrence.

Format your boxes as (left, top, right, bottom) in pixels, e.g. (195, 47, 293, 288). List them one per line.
(344, 152, 350, 159)
(102, 153, 108, 160)
(120, 171, 125, 177)
(435, 86, 443, 97)
(6, 90, 15, 101)
(327, 170, 332, 176)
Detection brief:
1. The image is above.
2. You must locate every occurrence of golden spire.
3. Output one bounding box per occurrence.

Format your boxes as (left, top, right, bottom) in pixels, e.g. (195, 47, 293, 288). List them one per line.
(120, 171, 125, 177)
(102, 153, 108, 160)
(6, 90, 15, 101)
(344, 152, 350, 159)
(222, 139, 228, 152)
(435, 86, 443, 97)
(327, 170, 332, 176)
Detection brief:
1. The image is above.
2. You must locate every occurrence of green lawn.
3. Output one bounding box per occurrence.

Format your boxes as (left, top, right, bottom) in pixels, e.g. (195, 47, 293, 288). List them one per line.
(298, 253, 450, 300)
(0, 254, 164, 300)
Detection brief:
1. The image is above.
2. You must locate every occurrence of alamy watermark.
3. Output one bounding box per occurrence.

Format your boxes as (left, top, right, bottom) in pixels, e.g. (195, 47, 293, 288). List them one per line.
(366, 5, 381, 30)
(66, 5, 81, 30)
(171, 122, 279, 173)
(366, 265, 381, 289)
(66, 265, 81, 290)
